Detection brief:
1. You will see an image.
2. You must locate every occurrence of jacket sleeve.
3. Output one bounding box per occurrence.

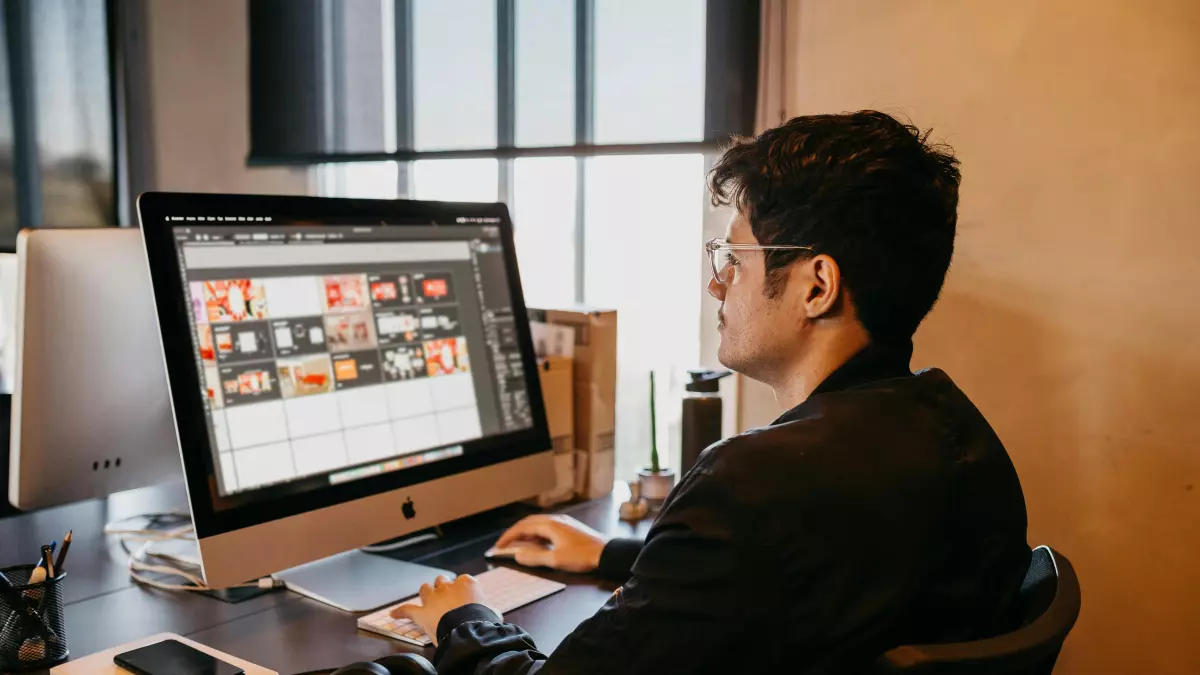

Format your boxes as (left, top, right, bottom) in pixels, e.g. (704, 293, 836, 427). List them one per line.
(433, 455, 753, 675)
(433, 605, 547, 675)
(596, 537, 643, 581)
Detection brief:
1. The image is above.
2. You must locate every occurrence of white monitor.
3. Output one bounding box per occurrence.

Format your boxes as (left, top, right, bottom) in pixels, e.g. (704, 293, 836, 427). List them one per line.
(138, 193, 554, 608)
(8, 228, 181, 510)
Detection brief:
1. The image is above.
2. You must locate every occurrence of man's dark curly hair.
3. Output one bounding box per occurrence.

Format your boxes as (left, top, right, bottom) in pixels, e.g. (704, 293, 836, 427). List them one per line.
(708, 110, 961, 344)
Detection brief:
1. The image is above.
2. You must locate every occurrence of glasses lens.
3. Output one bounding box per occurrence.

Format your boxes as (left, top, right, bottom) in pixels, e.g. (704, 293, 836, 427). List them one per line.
(710, 244, 732, 284)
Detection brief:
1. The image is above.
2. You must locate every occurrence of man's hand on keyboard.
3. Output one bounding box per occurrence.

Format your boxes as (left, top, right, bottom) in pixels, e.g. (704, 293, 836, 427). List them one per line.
(391, 574, 492, 645)
(494, 514, 609, 573)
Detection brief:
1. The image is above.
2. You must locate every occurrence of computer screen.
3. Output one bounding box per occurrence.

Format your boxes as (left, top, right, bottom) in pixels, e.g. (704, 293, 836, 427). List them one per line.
(140, 194, 552, 585)
(169, 214, 536, 510)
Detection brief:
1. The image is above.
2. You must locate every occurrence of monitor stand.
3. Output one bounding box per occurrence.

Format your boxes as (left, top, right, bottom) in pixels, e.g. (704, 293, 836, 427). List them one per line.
(276, 549, 452, 612)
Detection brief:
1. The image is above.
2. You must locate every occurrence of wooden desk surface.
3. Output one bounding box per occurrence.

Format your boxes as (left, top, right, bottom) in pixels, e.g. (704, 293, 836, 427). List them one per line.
(0, 482, 649, 674)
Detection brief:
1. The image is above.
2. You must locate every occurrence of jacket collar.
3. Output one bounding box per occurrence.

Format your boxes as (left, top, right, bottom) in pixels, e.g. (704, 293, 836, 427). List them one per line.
(771, 340, 914, 426)
(809, 340, 914, 397)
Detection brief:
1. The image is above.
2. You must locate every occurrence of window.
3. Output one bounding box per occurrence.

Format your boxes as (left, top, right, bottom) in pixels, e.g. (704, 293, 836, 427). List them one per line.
(593, 0, 706, 144)
(32, 0, 113, 228)
(0, 12, 16, 237)
(266, 0, 761, 483)
(0, 0, 116, 247)
(412, 0, 497, 151)
(514, 0, 574, 147)
(316, 162, 400, 200)
(412, 159, 499, 202)
(512, 157, 575, 308)
(583, 154, 706, 480)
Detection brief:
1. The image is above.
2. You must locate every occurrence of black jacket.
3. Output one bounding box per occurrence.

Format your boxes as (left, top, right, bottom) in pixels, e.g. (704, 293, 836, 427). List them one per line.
(433, 343, 1031, 674)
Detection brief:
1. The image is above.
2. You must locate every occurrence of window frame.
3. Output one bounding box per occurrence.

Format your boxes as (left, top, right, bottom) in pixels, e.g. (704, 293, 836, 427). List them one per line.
(280, 0, 759, 302)
(0, 0, 123, 250)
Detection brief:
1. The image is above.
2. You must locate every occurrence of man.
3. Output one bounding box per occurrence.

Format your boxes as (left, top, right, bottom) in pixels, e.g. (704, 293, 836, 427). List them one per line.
(396, 111, 1032, 674)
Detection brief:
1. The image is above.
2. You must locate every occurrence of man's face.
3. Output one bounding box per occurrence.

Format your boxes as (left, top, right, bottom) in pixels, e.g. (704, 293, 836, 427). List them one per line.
(708, 214, 798, 382)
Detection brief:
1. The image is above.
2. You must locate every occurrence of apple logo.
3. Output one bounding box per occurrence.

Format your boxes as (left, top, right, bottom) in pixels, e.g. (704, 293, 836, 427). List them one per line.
(402, 497, 416, 520)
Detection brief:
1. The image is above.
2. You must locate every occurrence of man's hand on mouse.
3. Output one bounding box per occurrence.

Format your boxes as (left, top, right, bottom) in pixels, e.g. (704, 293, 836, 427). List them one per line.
(494, 514, 609, 573)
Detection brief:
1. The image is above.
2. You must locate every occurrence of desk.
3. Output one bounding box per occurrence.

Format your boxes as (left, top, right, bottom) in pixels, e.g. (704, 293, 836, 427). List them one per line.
(0, 483, 648, 675)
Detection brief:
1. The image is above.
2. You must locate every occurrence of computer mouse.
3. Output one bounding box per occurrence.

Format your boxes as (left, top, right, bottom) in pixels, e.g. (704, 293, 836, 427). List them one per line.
(484, 540, 548, 561)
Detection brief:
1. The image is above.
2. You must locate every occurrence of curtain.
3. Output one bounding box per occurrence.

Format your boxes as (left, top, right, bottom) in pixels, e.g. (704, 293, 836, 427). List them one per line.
(737, 0, 791, 431)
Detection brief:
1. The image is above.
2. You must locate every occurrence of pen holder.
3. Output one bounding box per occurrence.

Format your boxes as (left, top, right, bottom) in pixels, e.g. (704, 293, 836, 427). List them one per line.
(0, 565, 69, 671)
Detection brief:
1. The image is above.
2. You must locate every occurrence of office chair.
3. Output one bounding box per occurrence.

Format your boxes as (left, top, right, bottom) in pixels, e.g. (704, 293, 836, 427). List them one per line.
(871, 545, 1081, 674)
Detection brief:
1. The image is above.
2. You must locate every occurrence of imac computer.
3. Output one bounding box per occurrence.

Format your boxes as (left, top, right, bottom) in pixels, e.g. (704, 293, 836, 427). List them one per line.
(9, 228, 181, 510)
(137, 193, 555, 610)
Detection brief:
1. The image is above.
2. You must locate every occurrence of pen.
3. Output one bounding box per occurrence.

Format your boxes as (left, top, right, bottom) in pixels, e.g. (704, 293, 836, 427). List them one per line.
(54, 531, 72, 575)
(32, 541, 56, 569)
(31, 538, 53, 564)
(40, 545, 55, 579)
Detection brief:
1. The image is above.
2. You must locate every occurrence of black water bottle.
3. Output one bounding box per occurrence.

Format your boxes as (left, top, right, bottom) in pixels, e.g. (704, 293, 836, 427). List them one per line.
(680, 370, 732, 475)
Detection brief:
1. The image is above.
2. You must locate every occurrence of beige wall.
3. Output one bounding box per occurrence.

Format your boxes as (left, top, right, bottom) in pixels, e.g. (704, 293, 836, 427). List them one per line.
(742, 1, 1200, 672)
(144, 0, 309, 195)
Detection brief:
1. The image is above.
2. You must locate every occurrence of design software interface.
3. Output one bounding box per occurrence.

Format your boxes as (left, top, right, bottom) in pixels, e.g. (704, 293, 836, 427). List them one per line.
(171, 220, 534, 499)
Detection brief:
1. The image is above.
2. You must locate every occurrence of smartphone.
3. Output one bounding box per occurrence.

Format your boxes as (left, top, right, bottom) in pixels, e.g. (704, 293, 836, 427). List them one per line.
(114, 639, 245, 675)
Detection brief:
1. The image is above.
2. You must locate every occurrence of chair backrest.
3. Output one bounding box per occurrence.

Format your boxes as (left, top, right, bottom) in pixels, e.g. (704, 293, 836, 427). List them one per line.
(871, 546, 1082, 675)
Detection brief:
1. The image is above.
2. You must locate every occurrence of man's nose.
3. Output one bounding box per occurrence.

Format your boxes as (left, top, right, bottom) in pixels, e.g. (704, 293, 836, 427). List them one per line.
(707, 275, 725, 301)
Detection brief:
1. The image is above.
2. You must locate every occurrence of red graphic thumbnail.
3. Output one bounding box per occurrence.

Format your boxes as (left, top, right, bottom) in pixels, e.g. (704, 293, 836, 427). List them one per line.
(371, 281, 397, 302)
(422, 278, 449, 300)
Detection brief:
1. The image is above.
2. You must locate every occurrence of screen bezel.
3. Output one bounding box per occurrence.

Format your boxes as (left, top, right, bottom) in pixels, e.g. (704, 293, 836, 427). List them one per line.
(137, 192, 551, 539)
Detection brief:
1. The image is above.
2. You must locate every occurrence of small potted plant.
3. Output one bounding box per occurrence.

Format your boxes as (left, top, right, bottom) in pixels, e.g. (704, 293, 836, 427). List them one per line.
(638, 371, 676, 502)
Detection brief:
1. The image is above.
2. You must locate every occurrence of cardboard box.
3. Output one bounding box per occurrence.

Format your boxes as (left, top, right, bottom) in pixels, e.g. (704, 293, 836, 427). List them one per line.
(574, 448, 615, 501)
(530, 306, 617, 499)
(537, 356, 575, 454)
(536, 451, 577, 508)
(530, 321, 575, 359)
(535, 356, 575, 506)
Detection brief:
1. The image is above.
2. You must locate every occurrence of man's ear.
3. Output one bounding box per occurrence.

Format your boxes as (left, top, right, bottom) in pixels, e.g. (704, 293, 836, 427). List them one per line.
(796, 254, 843, 319)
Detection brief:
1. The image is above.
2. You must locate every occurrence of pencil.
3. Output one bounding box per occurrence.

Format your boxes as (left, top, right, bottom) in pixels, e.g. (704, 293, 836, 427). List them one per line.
(54, 531, 72, 574)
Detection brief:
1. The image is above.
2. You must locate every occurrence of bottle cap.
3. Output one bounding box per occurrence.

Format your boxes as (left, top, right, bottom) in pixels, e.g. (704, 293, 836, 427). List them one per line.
(685, 369, 732, 393)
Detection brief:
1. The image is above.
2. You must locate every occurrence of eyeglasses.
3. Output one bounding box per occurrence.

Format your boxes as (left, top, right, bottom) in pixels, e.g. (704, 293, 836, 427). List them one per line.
(705, 238, 814, 285)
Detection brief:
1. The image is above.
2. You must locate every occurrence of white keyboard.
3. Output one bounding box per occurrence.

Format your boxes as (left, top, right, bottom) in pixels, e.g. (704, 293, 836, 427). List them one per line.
(357, 566, 567, 647)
